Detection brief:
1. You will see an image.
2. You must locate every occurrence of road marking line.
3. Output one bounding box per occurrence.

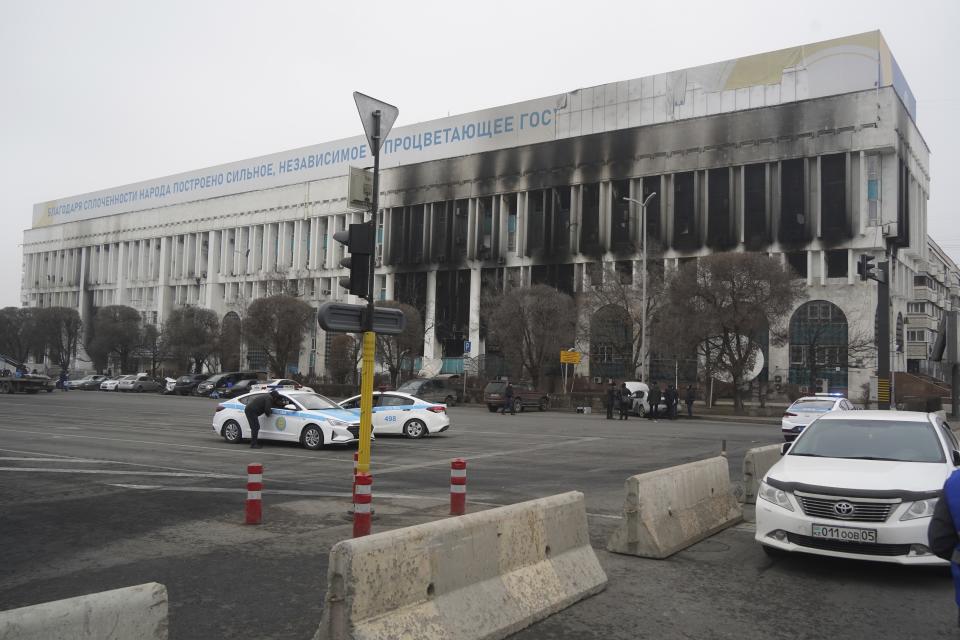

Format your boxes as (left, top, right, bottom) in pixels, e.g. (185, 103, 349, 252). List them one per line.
(374, 436, 603, 475)
(0, 457, 114, 463)
(104, 483, 495, 501)
(0, 467, 232, 478)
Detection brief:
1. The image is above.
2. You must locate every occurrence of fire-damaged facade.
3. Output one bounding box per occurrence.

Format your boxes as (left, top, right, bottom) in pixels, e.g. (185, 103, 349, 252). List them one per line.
(21, 31, 952, 399)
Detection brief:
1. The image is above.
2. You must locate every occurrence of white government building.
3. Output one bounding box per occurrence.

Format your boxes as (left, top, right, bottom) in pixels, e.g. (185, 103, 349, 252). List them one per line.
(20, 31, 958, 398)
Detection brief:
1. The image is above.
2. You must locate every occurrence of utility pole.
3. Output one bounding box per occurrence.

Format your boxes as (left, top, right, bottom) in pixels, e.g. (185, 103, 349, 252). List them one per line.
(858, 252, 890, 409)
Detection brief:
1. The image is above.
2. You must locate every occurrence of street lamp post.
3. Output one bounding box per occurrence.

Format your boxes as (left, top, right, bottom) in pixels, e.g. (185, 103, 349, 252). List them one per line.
(623, 192, 657, 383)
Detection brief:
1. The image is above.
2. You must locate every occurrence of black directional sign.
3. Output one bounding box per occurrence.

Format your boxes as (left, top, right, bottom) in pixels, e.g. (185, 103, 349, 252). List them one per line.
(317, 302, 406, 335)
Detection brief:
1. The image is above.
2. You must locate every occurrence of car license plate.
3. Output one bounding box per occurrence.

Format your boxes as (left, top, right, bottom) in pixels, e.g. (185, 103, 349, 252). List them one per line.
(811, 524, 877, 543)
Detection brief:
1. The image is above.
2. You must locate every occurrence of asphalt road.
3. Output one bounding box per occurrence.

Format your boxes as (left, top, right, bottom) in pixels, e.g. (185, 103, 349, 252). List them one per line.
(0, 391, 953, 639)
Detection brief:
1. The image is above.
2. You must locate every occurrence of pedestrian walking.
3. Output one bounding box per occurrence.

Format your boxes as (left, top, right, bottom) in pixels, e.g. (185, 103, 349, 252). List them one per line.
(666, 384, 679, 419)
(929, 469, 960, 627)
(244, 389, 282, 448)
(618, 383, 632, 420)
(685, 385, 696, 418)
(648, 382, 661, 420)
(500, 382, 516, 415)
(605, 382, 617, 419)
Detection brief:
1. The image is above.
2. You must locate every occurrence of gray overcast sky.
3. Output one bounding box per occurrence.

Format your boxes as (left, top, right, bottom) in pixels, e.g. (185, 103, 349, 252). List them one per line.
(2, 0, 958, 308)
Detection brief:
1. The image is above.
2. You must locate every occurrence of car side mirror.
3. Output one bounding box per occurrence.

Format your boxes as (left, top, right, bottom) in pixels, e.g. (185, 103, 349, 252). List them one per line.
(284, 403, 297, 410)
(780, 442, 791, 456)
(952, 450, 960, 467)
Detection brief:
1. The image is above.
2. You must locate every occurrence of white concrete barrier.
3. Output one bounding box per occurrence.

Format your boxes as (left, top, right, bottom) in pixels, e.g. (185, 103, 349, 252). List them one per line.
(0, 582, 167, 640)
(741, 444, 783, 504)
(314, 491, 606, 640)
(607, 457, 742, 559)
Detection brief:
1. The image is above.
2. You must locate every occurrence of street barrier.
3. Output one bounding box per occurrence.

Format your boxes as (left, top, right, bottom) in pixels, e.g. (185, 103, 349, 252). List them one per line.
(450, 458, 466, 515)
(246, 462, 263, 524)
(607, 456, 742, 559)
(0, 582, 168, 640)
(741, 444, 782, 504)
(353, 472, 372, 537)
(314, 491, 606, 640)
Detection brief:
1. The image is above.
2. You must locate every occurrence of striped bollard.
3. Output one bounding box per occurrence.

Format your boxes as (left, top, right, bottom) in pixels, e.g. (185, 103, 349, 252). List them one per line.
(353, 472, 372, 537)
(450, 458, 467, 515)
(245, 463, 263, 525)
(352, 452, 359, 505)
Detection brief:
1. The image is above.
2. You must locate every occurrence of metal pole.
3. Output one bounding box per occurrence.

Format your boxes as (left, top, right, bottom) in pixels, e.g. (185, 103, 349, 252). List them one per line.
(877, 258, 891, 410)
(357, 111, 381, 475)
(623, 193, 656, 383)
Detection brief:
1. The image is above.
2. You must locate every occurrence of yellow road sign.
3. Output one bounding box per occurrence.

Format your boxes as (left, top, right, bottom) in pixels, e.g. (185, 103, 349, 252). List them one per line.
(560, 351, 581, 364)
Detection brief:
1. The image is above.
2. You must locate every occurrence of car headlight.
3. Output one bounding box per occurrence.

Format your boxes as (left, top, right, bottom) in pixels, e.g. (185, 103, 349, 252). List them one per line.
(758, 481, 794, 512)
(327, 418, 350, 427)
(900, 497, 938, 521)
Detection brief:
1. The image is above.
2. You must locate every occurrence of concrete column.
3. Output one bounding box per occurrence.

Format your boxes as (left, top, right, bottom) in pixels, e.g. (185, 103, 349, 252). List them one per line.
(468, 267, 481, 358)
(424, 270, 438, 361)
(385, 272, 395, 300)
(78, 247, 90, 324)
(818, 250, 826, 286)
(157, 237, 172, 324)
(205, 231, 218, 309)
(116, 242, 128, 305)
(308, 217, 320, 270)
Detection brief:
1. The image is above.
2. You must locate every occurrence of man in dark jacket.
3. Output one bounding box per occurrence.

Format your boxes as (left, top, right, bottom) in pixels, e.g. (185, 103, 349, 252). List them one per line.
(245, 389, 281, 449)
(618, 383, 632, 420)
(929, 470, 960, 626)
(647, 382, 661, 420)
(685, 385, 696, 417)
(665, 384, 679, 419)
(500, 382, 515, 415)
(605, 382, 617, 419)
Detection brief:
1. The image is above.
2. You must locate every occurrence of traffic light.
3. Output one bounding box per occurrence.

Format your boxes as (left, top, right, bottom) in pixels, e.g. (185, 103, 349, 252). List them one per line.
(856, 254, 876, 282)
(333, 223, 374, 297)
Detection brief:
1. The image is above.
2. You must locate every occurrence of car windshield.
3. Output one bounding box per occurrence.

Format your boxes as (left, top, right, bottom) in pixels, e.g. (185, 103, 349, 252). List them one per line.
(485, 381, 507, 393)
(293, 393, 340, 410)
(791, 400, 835, 412)
(120, 375, 137, 381)
(396, 380, 425, 393)
(205, 374, 226, 383)
(789, 418, 945, 463)
(177, 375, 195, 383)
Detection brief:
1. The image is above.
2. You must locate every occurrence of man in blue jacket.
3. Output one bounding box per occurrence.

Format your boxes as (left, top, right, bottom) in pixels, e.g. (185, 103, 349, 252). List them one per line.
(929, 469, 960, 627)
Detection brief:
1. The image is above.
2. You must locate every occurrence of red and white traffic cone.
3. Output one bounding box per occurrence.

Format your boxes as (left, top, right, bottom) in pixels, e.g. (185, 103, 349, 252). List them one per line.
(245, 463, 263, 525)
(353, 472, 372, 537)
(450, 458, 467, 515)
(352, 452, 359, 506)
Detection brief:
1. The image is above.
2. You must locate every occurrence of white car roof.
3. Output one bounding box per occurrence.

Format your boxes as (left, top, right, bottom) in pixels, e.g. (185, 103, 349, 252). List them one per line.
(344, 391, 425, 402)
(792, 396, 843, 403)
(816, 409, 932, 422)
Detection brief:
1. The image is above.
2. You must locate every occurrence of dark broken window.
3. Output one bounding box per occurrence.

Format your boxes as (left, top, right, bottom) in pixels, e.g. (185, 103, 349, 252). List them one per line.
(408, 205, 425, 264)
(616, 260, 633, 285)
(673, 172, 698, 251)
(587, 261, 603, 286)
(551, 188, 571, 255)
(826, 249, 847, 278)
(436, 270, 471, 357)
(476, 197, 493, 259)
(530, 263, 574, 295)
(820, 154, 848, 239)
(611, 180, 632, 253)
(707, 167, 733, 250)
(744, 164, 768, 251)
(779, 159, 809, 245)
(452, 199, 469, 255)
(896, 158, 911, 248)
(642, 176, 660, 243)
(786, 251, 807, 278)
(580, 183, 601, 255)
(526, 190, 546, 257)
(431, 201, 451, 263)
(505, 194, 518, 253)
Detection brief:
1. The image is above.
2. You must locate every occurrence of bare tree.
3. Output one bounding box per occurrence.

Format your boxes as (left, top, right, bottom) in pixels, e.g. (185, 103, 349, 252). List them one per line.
(162, 307, 220, 374)
(488, 284, 577, 388)
(244, 295, 315, 377)
(0, 307, 33, 363)
(137, 324, 167, 377)
(88, 305, 143, 374)
(788, 302, 875, 392)
(328, 333, 359, 384)
(374, 301, 424, 388)
(661, 253, 802, 413)
(40, 307, 83, 372)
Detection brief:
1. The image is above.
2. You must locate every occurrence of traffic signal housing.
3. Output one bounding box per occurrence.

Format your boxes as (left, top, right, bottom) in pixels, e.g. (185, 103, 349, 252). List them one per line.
(333, 223, 375, 298)
(856, 254, 876, 282)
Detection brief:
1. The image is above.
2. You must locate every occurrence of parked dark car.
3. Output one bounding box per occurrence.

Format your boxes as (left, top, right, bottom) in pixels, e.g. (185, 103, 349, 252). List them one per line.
(72, 374, 108, 390)
(194, 371, 266, 397)
(483, 380, 549, 413)
(395, 376, 462, 406)
(174, 374, 209, 396)
(217, 378, 259, 399)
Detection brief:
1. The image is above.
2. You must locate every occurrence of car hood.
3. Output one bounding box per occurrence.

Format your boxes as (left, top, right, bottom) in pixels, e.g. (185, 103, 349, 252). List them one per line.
(767, 455, 950, 494)
(321, 408, 363, 424)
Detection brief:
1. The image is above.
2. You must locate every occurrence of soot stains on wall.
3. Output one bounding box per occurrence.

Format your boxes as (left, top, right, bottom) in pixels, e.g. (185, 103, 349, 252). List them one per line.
(526, 188, 572, 259)
(672, 172, 700, 252)
(580, 183, 602, 256)
(610, 180, 632, 255)
(531, 263, 574, 295)
(641, 176, 660, 243)
(393, 271, 427, 321)
(436, 269, 471, 356)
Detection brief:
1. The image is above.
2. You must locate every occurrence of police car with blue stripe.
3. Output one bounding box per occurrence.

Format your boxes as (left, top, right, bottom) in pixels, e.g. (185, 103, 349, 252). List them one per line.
(339, 391, 450, 439)
(212, 390, 364, 450)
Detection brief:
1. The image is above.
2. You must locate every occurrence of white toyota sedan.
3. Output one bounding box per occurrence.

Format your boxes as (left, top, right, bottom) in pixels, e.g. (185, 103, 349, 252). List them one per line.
(212, 390, 362, 450)
(781, 395, 853, 441)
(339, 391, 450, 438)
(100, 375, 132, 391)
(756, 410, 956, 565)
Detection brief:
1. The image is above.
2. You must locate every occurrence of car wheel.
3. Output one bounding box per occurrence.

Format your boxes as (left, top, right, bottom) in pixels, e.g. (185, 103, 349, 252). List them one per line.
(444, 394, 456, 407)
(222, 420, 243, 444)
(539, 397, 549, 411)
(487, 405, 498, 413)
(1, 382, 12, 394)
(762, 544, 787, 558)
(135, 386, 143, 393)
(514, 399, 523, 413)
(301, 425, 324, 450)
(403, 419, 427, 439)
